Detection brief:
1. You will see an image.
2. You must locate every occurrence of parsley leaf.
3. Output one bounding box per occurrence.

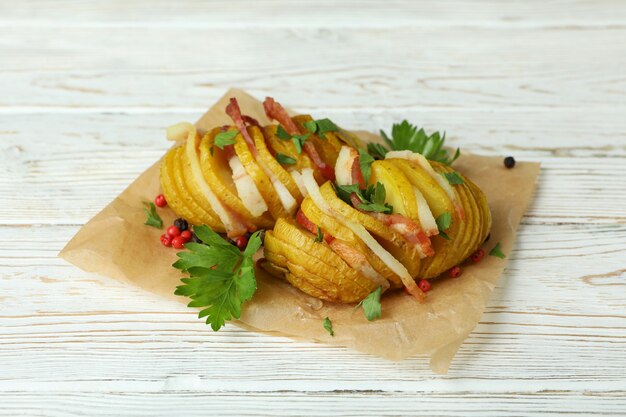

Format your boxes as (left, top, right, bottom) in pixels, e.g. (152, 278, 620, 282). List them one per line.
(303, 120, 317, 133)
(301, 118, 339, 139)
(379, 120, 460, 165)
(315, 118, 339, 139)
(323, 317, 334, 336)
(444, 172, 464, 185)
(315, 226, 324, 243)
(436, 212, 452, 239)
(358, 148, 375, 184)
(291, 133, 310, 154)
(489, 242, 506, 259)
(214, 130, 239, 149)
(358, 183, 392, 214)
(275, 152, 296, 165)
(367, 142, 388, 160)
(357, 287, 382, 321)
(335, 183, 392, 214)
(275, 125, 292, 140)
(143, 202, 163, 229)
(174, 226, 262, 331)
(334, 183, 362, 204)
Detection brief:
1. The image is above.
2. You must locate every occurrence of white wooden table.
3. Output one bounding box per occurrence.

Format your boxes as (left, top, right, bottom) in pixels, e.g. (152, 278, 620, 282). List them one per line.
(1, 1, 625, 415)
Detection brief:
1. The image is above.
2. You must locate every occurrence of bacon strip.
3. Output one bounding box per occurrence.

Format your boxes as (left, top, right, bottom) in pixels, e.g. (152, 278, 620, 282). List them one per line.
(371, 213, 434, 257)
(226, 98, 258, 157)
(242, 115, 261, 128)
(263, 97, 335, 181)
(348, 194, 434, 258)
(263, 97, 301, 135)
(351, 156, 366, 188)
(296, 209, 334, 244)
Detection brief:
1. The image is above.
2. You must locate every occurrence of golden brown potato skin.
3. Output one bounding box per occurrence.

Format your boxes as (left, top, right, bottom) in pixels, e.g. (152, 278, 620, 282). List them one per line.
(160, 117, 491, 304)
(262, 158, 491, 304)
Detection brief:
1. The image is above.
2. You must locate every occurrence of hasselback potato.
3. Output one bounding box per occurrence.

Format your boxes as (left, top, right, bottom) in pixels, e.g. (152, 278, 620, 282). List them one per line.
(160, 97, 491, 303)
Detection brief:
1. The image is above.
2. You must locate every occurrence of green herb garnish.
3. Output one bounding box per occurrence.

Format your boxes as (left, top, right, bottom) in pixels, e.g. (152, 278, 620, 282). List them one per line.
(303, 120, 317, 133)
(367, 142, 388, 160)
(444, 172, 464, 185)
(379, 120, 460, 165)
(143, 202, 163, 229)
(323, 317, 334, 336)
(315, 226, 324, 243)
(275, 152, 296, 165)
(173, 226, 262, 331)
(358, 148, 375, 184)
(291, 134, 310, 154)
(357, 287, 382, 321)
(489, 242, 506, 259)
(303, 118, 339, 139)
(436, 212, 452, 240)
(275, 125, 291, 140)
(358, 183, 392, 213)
(214, 130, 239, 149)
(335, 182, 393, 214)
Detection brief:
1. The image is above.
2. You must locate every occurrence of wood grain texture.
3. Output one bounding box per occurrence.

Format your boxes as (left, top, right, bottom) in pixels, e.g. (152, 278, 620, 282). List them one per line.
(1, 0, 625, 416)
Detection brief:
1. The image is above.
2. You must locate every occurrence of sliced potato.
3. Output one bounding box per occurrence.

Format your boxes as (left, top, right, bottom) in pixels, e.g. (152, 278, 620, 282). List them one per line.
(369, 160, 419, 220)
(233, 127, 286, 220)
(390, 158, 454, 218)
(319, 182, 421, 281)
(252, 126, 303, 205)
(160, 147, 204, 226)
(199, 128, 273, 229)
(300, 196, 401, 288)
(266, 219, 377, 302)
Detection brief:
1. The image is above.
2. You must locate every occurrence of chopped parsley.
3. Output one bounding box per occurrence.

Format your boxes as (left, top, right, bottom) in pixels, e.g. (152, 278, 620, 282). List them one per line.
(275, 125, 291, 140)
(335, 182, 393, 214)
(275, 152, 296, 165)
(489, 242, 506, 259)
(214, 130, 239, 149)
(323, 317, 334, 336)
(304, 118, 339, 139)
(436, 212, 452, 240)
(314, 226, 324, 243)
(357, 287, 382, 321)
(358, 148, 375, 183)
(143, 202, 163, 229)
(444, 171, 464, 185)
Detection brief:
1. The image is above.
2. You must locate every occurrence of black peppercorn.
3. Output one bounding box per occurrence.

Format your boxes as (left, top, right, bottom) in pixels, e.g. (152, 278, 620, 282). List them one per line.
(173, 218, 189, 231)
(504, 156, 516, 169)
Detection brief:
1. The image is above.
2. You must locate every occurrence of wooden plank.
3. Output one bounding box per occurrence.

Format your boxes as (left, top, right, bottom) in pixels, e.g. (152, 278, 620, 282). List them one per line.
(1, 391, 626, 417)
(1, 112, 624, 225)
(2, 0, 626, 28)
(1, 26, 625, 110)
(0, 223, 624, 393)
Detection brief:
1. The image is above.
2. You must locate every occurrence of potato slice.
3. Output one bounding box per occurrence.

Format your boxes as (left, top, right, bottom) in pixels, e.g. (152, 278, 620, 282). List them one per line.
(266, 219, 377, 302)
(251, 126, 303, 205)
(232, 127, 287, 220)
(319, 182, 422, 279)
(389, 158, 454, 218)
(301, 196, 400, 288)
(173, 147, 224, 230)
(369, 160, 419, 220)
(160, 147, 205, 226)
(199, 128, 273, 230)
